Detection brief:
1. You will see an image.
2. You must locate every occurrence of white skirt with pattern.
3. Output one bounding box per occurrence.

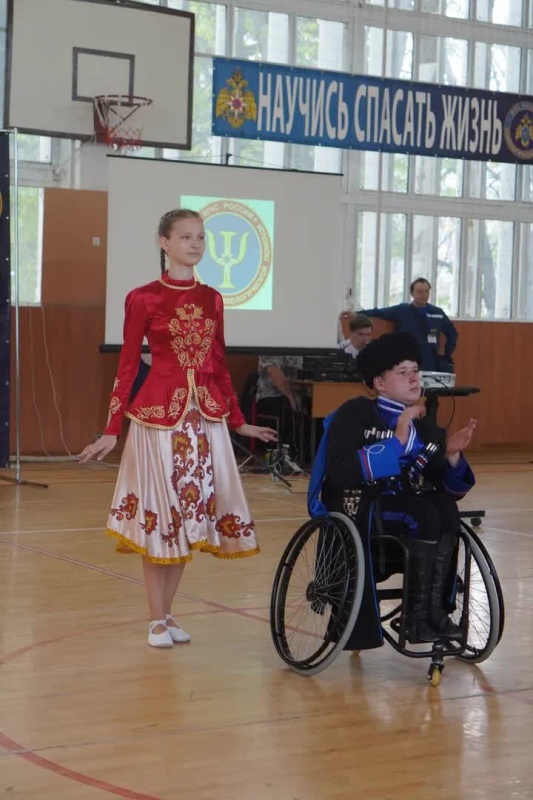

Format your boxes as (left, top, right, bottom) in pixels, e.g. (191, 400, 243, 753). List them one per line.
(106, 404, 258, 564)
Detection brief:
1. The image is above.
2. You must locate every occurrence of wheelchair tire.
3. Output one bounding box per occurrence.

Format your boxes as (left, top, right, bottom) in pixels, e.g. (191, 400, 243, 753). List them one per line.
(460, 521, 505, 646)
(452, 527, 502, 663)
(270, 512, 365, 676)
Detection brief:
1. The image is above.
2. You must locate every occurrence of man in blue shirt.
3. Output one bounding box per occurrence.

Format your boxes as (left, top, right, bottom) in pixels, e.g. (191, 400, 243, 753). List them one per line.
(361, 278, 458, 372)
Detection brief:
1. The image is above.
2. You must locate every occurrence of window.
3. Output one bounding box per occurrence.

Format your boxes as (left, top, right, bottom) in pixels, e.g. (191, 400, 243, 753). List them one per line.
(420, 0, 469, 18)
(165, 56, 223, 162)
(412, 215, 461, 315)
(2, 0, 533, 318)
(364, 28, 413, 80)
(168, 1, 226, 54)
(17, 135, 52, 163)
(477, 0, 523, 27)
(464, 219, 514, 319)
(13, 187, 44, 306)
(518, 223, 533, 319)
(295, 17, 346, 71)
(356, 212, 407, 307)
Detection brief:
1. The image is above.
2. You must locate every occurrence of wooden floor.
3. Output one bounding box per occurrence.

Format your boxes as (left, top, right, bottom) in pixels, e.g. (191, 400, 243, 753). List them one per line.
(1, 454, 532, 799)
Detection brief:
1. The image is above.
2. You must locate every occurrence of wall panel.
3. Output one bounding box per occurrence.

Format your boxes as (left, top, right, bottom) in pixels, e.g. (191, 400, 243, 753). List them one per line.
(8, 188, 532, 455)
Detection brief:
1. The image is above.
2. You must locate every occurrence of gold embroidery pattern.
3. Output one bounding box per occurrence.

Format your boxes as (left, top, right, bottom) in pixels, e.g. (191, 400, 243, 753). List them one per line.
(106, 396, 121, 427)
(112, 378, 120, 392)
(196, 385, 223, 414)
(169, 387, 188, 418)
(136, 405, 165, 421)
(168, 304, 216, 369)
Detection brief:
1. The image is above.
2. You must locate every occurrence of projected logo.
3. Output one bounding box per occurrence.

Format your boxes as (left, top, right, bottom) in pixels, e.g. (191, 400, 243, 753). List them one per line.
(183, 197, 274, 310)
(504, 101, 533, 161)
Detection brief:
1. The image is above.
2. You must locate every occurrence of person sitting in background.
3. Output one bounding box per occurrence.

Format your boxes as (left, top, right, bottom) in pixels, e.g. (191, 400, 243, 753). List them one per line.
(360, 278, 458, 373)
(338, 313, 373, 358)
(256, 356, 304, 474)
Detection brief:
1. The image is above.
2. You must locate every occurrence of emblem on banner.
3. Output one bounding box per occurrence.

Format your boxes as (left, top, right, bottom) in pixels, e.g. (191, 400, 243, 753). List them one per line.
(504, 101, 533, 160)
(195, 200, 271, 307)
(215, 68, 257, 129)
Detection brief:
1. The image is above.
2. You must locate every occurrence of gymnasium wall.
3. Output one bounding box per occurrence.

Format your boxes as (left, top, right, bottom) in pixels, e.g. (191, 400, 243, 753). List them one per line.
(12, 187, 532, 455)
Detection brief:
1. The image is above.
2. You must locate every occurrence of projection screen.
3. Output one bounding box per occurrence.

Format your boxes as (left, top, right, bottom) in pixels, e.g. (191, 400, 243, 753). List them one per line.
(106, 156, 343, 350)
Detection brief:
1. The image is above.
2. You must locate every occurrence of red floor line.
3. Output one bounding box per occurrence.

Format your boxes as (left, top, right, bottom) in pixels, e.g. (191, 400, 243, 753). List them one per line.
(0, 731, 162, 799)
(0, 536, 273, 624)
(0, 537, 145, 586)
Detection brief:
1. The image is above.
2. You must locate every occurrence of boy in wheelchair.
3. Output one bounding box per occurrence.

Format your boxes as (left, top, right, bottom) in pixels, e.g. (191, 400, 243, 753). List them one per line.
(319, 332, 476, 648)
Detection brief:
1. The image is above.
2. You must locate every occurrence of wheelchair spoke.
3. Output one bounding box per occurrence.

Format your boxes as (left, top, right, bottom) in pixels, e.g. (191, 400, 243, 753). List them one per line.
(451, 528, 501, 663)
(270, 515, 366, 674)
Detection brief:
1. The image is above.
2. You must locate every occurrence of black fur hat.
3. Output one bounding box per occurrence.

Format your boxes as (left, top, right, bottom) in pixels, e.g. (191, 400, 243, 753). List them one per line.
(355, 332, 422, 389)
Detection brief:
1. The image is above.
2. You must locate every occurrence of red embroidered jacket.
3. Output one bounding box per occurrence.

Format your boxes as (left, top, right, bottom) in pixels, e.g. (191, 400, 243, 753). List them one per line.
(104, 274, 246, 436)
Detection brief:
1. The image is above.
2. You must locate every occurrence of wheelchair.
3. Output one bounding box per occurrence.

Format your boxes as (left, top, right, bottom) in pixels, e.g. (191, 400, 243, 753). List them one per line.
(270, 509, 504, 686)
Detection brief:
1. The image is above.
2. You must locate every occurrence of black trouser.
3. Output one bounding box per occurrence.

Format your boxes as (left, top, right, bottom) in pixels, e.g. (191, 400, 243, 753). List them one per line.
(341, 492, 461, 650)
(379, 491, 460, 546)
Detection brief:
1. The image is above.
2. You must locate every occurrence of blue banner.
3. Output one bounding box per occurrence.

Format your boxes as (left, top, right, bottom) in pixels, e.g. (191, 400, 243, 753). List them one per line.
(0, 133, 10, 467)
(213, 57, 533, 164)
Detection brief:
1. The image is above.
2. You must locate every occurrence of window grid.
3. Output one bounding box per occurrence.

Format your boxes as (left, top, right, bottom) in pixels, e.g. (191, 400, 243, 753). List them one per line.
(4, 0, 533, 316)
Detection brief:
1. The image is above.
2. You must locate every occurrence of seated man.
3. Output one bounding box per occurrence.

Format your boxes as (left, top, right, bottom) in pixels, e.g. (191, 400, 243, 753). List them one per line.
(256, 355, 304, 473)
(311, 332, 476, 649)
(338, 313, 373, 358)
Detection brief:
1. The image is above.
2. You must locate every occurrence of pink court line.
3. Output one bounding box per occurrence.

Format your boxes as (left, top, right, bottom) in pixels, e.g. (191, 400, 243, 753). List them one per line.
(0, 536, 510, 796)
(0, 537, 273, 625)
(0, 731, 161, 800)
(0, 537, 145, 586)
(0, 610, 227, 667)
(0, 541, 271, 799)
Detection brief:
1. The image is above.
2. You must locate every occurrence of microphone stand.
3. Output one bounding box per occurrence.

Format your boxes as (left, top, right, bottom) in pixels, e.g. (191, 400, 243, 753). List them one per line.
(231, 433, 292, 490)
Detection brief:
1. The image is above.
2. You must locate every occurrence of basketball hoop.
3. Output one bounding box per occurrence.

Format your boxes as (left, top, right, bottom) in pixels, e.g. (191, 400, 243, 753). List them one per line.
(93, 94, 152, 151)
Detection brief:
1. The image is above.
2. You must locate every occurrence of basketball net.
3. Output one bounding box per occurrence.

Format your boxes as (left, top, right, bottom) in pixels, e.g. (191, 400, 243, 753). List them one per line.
(93, 95, 152, 151)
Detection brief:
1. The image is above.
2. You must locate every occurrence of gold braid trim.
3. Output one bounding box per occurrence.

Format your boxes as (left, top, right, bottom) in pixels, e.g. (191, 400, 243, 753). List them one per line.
(207, 546, 260, 560)
(159, 277, 197, 290)
(106, 529, 193, 564)
(106, 528, 260, 562)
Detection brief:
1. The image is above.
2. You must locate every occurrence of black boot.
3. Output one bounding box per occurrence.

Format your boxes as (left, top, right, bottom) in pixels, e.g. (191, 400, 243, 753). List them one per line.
(430, 540, 462, 640)
(404, 541, 439, 644)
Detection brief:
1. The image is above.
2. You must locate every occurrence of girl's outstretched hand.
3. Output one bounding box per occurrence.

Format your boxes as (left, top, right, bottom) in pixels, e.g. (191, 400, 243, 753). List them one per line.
(235, 424, 278, 443)
(78, 434, 118, 463)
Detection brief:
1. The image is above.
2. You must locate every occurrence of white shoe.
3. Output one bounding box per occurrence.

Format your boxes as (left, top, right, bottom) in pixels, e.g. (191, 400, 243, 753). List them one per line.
(166, 615, 191, 643)
(148, 620, 173, 648)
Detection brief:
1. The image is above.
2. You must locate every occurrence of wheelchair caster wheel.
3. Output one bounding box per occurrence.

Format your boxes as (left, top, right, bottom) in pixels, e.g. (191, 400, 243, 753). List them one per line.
(471, 517, 482, 527)
(428, 664, 443, 687)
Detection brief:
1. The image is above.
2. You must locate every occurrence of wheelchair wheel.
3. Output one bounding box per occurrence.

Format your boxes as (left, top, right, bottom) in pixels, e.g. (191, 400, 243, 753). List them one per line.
(270, 512, 365, 676)
(461, 521, 505, 646)
(451, 528, 502, 663)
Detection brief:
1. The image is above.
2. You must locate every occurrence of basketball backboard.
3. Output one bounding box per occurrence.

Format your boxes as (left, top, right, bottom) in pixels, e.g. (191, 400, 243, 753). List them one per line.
(5, 0, 194, 149)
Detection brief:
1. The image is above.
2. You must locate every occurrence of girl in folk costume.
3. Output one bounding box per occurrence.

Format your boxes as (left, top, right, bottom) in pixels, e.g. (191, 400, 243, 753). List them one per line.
(79, 210, 276, 648)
